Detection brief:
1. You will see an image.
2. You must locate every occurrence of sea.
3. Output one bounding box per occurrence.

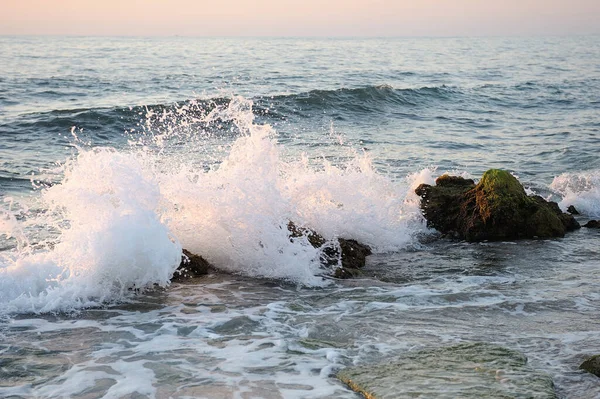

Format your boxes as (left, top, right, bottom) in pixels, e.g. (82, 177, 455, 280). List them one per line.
(0, 36, 599, 398)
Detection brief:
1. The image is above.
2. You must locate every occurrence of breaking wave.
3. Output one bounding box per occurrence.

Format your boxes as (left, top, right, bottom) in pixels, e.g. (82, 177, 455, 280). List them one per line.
(551, 170, 600, 217)
(0, 96, 432, 315)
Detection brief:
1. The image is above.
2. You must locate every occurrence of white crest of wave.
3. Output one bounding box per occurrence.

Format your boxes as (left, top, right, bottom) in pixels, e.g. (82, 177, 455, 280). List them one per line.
(160, 97, 429, 281)
(550, 169, 600, 217)
(0, 149, 181, 314)
(0, 95, 431, 314)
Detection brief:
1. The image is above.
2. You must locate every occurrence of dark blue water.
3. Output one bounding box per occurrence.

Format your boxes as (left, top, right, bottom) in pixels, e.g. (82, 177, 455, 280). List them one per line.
(1, 36, 600, 398)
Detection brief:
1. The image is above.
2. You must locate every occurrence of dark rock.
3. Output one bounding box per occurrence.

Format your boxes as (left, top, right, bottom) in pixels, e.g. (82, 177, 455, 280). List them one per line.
(337, 342, 556, 398)
(415, 175, 475, 237)
(580, 355, 600, 377)
(559, 212, 582, 232)
(435, 174, 475, 187)
(330, 238, 372, 278)
(287, 221, 326, 247)
(584, 220, 600, 228)
(173, 249, 212, 280)
(415, 169, 580, 242)
(339, 238, 372, 269)
(567, 205, 580, 215)
(287, 222, 371, 278)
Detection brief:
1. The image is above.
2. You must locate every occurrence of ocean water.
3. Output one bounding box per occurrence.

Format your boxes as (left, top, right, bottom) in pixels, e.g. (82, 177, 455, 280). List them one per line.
(1, 36, 600, 398)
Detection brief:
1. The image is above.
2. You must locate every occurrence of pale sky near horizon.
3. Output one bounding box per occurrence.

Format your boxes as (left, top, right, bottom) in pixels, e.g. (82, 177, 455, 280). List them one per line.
(1, 0, 599, 37)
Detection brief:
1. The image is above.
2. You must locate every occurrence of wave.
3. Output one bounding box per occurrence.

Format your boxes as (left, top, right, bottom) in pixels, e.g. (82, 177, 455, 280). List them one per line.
(4, 78, 595, 142)
(263, 85, 461, 113)
(550, 170, 600, 218)
(1, 107, 135, 145)
(0, 96, 431, 315)
(2, 91, 596, 315)
(1, 85, 462, 140)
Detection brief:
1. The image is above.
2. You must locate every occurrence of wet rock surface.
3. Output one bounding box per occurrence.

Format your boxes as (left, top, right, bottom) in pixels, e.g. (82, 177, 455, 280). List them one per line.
(415, 169, 580, 241)
(174, 223, 373, 282)
(334, 238, 373, 278)
(567, 205, 580, 215)
(287, 222, 371, 278)
(580, 355, 600, 377)
(173, 249, 212, 280)
(337, 342, 556, 399)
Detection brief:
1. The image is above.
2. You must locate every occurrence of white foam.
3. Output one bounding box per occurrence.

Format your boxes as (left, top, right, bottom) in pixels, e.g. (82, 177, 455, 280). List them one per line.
(155, 97, 429, 278)
(550, 169, 600, 217)
(0, 96, 430, 315)
(0, 149, 181, 314)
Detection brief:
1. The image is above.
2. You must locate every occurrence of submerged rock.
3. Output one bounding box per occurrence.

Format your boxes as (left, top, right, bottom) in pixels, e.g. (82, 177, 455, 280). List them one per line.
(172, 249, 212, 280)
(415, 169, 580, 241)
(580, 355, 600, 377)
(337, 342, 556, 399)
(584, 220, 600, 228)
(287, 222, 371, 278)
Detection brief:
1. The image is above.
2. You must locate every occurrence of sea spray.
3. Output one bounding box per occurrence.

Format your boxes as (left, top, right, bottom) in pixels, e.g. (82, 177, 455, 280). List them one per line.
(0, 149, 181, 314)
(0, 95, 432, 314)
(551, 170, 600, 217)
(157, 97, 430, 279)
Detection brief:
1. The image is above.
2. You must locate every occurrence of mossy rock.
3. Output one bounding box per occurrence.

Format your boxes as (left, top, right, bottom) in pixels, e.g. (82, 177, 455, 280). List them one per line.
(475, 169, 530, 223)
(415, 169, 580, 242)
(337, 342, 556, 399)
(415, 175, 475, 237)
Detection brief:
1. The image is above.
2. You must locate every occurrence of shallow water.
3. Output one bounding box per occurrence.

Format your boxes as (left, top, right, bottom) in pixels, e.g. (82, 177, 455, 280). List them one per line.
(3, 232, 600, 398)
(1, 36, 600, 398)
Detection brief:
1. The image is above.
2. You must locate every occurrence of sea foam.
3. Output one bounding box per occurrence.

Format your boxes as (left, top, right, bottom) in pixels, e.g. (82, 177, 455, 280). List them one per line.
(0, 96, 429, 314)
(551, 169, 600, 218)
(0, 148, 182, 314)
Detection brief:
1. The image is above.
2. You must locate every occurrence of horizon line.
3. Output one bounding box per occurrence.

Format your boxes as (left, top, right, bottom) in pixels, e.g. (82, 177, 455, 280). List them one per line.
(1, 33, 599, 39)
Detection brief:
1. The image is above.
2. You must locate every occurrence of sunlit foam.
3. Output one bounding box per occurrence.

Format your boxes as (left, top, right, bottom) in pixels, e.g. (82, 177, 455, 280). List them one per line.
(0, 96, 430, 314)
(0, 148, 181, 314)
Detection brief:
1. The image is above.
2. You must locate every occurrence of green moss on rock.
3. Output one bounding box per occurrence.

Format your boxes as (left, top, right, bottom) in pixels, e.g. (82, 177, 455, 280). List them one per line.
(415, 169, 580, 242)
(474, 169, 530, 223)
(527, 197, 568, 238)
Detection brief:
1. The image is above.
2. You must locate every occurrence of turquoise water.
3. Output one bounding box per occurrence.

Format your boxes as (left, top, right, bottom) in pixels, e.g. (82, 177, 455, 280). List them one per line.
(1, 36, 600, 398)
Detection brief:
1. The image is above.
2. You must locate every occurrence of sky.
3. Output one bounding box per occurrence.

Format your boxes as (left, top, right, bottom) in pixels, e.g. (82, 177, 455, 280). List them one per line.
(1, 0, 599, 37)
